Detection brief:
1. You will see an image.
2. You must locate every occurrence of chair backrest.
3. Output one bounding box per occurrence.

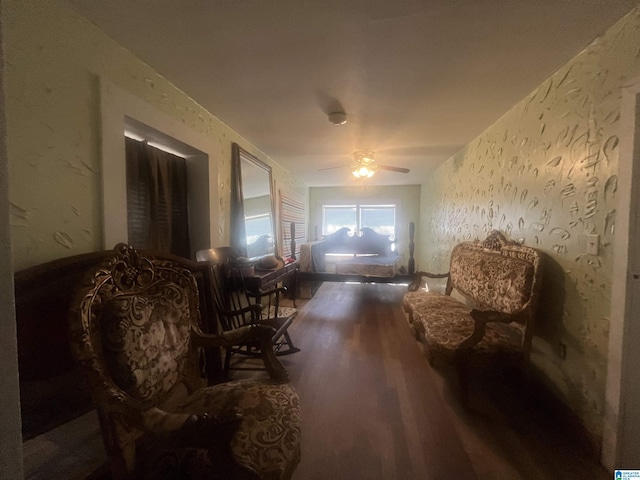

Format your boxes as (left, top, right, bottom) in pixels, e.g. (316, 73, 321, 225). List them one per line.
(196, 246, 287, 339)
(195, 247, 239, 265)
(69, 244, 204, 408)
(207, 262, 259, 332)
(447, 230, 542, 316)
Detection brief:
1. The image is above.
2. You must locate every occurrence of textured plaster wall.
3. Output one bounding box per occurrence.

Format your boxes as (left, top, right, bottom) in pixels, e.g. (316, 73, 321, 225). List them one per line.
(0, 1, 24, 475)
(4, 0, 306, 271)
(309, 184, 421, 269)
(419, 8, 640, 443)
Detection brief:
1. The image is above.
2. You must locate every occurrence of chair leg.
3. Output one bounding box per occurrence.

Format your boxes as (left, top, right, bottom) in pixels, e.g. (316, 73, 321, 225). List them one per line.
(223, 348, 233, 377)
(275, 331, 301, 356)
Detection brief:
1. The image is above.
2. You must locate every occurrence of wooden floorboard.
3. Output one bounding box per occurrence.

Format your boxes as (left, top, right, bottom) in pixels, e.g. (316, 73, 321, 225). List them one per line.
(284, 282, 475, 480)
(282, 281, 609, 480)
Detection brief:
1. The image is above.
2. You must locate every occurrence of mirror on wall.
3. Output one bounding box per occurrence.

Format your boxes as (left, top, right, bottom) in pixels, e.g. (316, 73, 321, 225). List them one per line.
(230, 143, 278, 260)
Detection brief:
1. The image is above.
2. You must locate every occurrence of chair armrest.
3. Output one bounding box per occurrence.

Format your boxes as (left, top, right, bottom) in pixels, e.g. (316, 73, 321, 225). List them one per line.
(141, 407, 242, 445)
(457, 309, 521, 350)
(246, 286, 288, 298)
(192, 323, 270, 347)
(408, 271, 449, 291)
(211, 303, 263, 324)
(471, 309, 520, 325)
(93, 384, 249, 475)
(170, 411, 243, 454)
(89, 383, 239, 442)
(192, 324, 289, 382)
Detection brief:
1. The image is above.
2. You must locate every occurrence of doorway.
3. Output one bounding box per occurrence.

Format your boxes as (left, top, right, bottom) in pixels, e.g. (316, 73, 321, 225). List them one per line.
(603, 76, 640, 469)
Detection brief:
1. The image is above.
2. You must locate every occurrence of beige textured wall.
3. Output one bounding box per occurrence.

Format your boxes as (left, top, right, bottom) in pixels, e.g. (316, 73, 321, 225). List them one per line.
(419, 8, 640, 443)
(4, 0, 305, 271)
(309, 185, 421, 269)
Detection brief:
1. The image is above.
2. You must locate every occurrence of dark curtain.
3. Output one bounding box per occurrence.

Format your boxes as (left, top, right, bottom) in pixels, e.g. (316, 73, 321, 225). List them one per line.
(125, 137, 191, 259)
(230, 143, 248, 257)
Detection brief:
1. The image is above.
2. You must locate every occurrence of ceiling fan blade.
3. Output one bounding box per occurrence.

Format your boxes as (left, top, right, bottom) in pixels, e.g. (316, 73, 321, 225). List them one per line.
(318, 165, 350, 171)
(377, 165, 410, 173)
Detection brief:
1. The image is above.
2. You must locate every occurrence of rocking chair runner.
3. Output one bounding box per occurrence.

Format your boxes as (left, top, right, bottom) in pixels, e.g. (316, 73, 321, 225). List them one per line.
(196, 248, 300, 377)
(68, 244, 301, 479)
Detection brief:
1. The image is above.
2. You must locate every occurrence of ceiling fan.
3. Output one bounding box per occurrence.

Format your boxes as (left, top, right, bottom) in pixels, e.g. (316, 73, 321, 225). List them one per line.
(319, 150, 410, 178)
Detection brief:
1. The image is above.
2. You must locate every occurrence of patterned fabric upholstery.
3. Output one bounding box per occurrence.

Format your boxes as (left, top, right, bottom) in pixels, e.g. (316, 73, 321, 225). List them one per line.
(135, 380, 301, 480)
(69, 244, 301, 479)
(263, 305, 298, 322)
(402, 231, 542, 398)
(449, 245, 536, 314)
(402, 290, 433, 318)
(179, 380, 301, 478)
(101, 286, 193, 403)
(411, 294, 525, 362)
(402, 289, 433, 332)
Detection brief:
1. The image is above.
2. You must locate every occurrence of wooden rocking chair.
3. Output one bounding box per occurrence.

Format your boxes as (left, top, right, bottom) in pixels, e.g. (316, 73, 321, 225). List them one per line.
(196, 248, 300, 377)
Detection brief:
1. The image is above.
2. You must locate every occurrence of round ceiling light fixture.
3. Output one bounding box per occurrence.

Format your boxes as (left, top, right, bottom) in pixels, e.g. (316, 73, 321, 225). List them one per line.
(352, 165, 376, 178)
(353, 150, 375, 165)
(328, 111, 347, 126)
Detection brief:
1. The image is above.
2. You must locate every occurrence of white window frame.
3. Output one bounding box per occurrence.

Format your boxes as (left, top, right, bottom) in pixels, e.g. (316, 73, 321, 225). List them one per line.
(321, 204, 396, 238)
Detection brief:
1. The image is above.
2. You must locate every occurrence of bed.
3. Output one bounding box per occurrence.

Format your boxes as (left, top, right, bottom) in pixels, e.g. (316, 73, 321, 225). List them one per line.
(297, 223, 415, 285)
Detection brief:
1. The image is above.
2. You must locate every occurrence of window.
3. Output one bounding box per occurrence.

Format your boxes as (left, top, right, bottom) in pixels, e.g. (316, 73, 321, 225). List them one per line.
(245, 213, 273, 244)
(125, 137, 191, 258)
(322, 205, 357, 235)
(359, 205, 396, 236)
(322, 204, 396, 237)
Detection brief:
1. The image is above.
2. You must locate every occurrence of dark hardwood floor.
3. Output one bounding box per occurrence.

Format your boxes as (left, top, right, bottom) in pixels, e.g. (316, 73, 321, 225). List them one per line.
(281, 282, 609, 480)
(282, 282, 476, 479)
(24, 281, 609, 479)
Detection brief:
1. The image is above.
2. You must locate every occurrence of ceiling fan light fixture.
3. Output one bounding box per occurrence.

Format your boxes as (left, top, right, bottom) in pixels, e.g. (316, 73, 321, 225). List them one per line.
(353, 150, 375, 165)
(352, 165, 375, 178)
(328, 111, 347, 126)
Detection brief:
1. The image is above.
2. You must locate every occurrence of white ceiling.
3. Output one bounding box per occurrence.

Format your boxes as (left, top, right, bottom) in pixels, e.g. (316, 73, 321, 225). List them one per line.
(69, 0, 636, 187)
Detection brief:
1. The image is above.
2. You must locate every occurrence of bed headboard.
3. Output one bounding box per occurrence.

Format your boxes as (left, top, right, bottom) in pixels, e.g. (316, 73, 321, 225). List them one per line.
(296, 221, 416, 276)
(321, 227, 395, 255)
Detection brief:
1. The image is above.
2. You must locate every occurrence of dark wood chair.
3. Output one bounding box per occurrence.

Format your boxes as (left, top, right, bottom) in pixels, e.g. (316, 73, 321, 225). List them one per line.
(196, 248, 300, 377)
(69, 244, 301, 479)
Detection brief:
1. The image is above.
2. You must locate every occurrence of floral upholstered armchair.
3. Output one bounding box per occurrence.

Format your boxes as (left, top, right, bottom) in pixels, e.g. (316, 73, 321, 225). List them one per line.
(68, 244, 301, 479)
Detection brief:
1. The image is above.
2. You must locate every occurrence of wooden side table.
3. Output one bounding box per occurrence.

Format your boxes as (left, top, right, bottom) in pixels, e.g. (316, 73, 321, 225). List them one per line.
(243, 261, 298, 306)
